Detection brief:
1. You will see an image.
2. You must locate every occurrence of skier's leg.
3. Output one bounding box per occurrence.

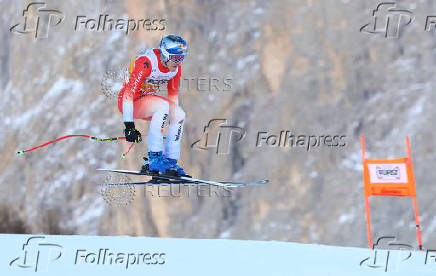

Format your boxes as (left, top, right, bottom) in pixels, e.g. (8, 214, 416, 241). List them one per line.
(132, 95, 176, 173)
(133, 95, 169, 152)
(164, 102, 188, 175)
(164, 103, 185, 160)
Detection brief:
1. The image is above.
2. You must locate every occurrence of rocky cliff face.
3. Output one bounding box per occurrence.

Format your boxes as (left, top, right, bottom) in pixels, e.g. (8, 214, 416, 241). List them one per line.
(2, 0, 436, 249)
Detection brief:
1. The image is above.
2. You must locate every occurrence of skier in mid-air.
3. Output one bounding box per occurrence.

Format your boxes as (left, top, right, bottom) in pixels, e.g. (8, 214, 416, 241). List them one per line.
(118, 34, 188, 176)
(17, 33, 268, 187)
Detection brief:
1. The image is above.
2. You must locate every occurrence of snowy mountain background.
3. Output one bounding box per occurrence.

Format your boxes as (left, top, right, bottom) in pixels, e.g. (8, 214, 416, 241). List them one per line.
(1, 0, 436, 250)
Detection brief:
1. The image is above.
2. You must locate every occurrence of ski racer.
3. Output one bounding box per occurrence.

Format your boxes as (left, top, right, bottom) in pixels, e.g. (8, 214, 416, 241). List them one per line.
(118, 34, 188, 176)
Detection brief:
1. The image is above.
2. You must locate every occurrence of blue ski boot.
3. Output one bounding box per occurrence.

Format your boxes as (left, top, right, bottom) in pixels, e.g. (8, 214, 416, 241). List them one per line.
(146, 151, 175, 174)
(165, 157, 191, 177)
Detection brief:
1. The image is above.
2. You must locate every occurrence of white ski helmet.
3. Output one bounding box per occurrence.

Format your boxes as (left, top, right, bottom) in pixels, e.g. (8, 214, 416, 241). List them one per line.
(159, 34, 188, 64)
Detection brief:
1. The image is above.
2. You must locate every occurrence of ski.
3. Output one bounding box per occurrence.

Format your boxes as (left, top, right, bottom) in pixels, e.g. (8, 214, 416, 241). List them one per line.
(100, 181, 190, 187)
(96, 168, 269, 188)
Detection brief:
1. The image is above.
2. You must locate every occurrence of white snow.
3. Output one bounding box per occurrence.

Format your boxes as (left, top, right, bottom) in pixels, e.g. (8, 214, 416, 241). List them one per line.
(254, 8, 265, 15)
(219, 230, 231, 238)
(393, 58, 415, 73)
(310, 171, 318, 178)
(338, 212, 355, 224)
(236, 54, 257, 70)
(341, 152, 363, 171)
(2, 235, 434, 275)
(107, 31, 122, 44)
(208, 31, 216, 40)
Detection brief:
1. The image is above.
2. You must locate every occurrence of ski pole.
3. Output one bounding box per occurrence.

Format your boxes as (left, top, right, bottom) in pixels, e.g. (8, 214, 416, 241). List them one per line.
(16, 134, 137, 158)
(121, 142, 136, 158)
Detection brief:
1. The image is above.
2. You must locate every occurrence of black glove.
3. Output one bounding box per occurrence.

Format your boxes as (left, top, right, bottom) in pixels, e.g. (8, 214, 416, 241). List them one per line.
(124, 122, 142, 143)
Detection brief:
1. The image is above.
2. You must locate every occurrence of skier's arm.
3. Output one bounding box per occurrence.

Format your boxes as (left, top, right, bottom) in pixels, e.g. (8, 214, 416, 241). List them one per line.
(167, 65, 181, 105)
(122, 56, 152, 122)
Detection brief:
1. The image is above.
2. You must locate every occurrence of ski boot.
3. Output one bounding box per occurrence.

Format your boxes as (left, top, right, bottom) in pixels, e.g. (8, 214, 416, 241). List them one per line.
(142, 151, 176, 174)
(140, 157, 150, 174)
(141, 155, 186, 184)
(165, 157, 191, 177)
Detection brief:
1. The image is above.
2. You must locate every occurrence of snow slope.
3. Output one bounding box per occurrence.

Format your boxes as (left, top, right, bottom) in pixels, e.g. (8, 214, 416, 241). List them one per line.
(2, 234, 435, 276)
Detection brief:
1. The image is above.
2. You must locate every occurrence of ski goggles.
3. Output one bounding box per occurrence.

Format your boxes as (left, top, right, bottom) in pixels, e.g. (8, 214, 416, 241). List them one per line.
(169, 54, 185, 63)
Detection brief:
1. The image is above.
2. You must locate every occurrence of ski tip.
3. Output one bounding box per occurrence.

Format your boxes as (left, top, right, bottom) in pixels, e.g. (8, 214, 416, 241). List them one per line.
(220, 179, 270, 187)
(247, 179, 269, 186)
(17, 150, 24, 155)
(245, 179, 269, 186)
